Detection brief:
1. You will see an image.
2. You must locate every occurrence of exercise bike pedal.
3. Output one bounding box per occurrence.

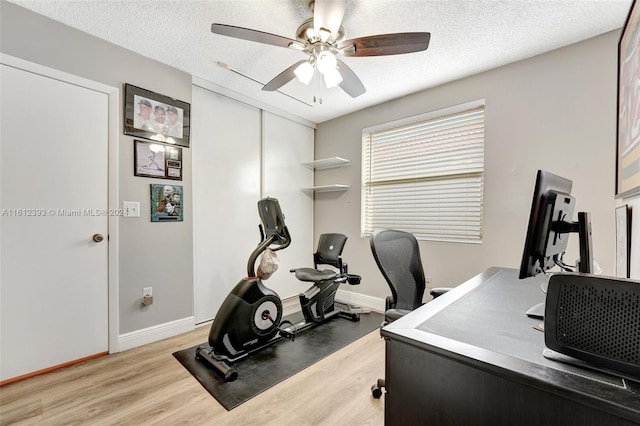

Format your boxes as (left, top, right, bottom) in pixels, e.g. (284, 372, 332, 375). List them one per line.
(280, 329, 295, 341)
(277, 320, 297, 341)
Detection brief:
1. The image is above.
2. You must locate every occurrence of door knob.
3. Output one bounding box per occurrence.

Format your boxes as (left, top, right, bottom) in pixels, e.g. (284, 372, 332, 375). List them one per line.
(92, 234, 104, 243)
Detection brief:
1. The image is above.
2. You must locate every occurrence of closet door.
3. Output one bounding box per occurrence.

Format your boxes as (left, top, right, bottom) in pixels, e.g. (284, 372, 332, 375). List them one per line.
(192, 86, 261, 323)
(262, 112, 314, 299)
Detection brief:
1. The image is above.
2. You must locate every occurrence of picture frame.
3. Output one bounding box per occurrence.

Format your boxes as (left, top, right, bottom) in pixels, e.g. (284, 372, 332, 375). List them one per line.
(134, 140, 182, 180)
(124, 83, 191, 147)
(615, 205, 631, 278)
(150, 183, 183, 222)
(616, 0, 640, 197)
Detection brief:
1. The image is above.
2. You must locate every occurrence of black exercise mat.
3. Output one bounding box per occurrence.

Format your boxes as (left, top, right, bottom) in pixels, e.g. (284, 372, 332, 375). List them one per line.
(173, 311, 382, 410)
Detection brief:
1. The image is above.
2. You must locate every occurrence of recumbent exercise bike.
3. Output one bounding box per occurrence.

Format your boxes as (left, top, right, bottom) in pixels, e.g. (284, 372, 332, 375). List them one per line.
(196, 197, 361, 382)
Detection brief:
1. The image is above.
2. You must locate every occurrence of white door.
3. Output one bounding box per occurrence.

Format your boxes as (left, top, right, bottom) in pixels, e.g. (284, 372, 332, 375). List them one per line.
(0, 64, 109, 381)
(262, 112, 314, 299)
(192, 86, 261, 323)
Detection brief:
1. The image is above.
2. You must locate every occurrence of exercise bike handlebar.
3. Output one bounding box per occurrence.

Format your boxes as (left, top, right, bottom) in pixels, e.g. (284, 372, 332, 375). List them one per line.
(247, 225, 291, 277)
(258, 223, 291, 252)
(247, 197, 292, 277)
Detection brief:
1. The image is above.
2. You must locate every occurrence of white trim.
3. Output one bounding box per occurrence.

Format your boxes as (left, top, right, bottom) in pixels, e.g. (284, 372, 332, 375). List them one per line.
(0, 54, 119, 96)
(107, 88, 120, 354)
(0, 53, 121, 354)
(118, 317, 195, 352)
(363, 98, 485, 134)
(192, 76, 316, 129)
(336, 289, 385, 313)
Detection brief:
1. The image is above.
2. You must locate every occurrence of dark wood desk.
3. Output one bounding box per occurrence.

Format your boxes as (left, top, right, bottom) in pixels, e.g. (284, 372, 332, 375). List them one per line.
(381, 267, 640, 426)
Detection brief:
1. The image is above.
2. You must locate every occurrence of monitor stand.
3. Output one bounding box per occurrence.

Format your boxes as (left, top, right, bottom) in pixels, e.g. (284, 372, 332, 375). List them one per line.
(526, 302, 545, 319)
(525, 276, 549, 319)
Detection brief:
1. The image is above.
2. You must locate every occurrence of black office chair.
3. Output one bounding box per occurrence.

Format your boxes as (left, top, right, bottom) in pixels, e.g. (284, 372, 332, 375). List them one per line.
(369, 229, 450, 398)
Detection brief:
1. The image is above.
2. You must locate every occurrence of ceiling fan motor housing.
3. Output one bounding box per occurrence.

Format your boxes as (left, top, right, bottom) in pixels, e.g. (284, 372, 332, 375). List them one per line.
(296, 18, 346, 45)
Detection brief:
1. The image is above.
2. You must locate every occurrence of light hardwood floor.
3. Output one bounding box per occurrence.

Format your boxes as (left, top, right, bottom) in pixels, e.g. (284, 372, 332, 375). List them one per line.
(1, 323, 386, 425)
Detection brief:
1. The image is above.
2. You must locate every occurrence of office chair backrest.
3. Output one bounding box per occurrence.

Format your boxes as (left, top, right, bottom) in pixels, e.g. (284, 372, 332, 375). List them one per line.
(370, 229, 425, 312)
(314, 233, 347, 272)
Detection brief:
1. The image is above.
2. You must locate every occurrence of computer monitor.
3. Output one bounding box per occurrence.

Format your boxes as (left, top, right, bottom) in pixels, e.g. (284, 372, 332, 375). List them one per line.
(519, 170, 594, 318)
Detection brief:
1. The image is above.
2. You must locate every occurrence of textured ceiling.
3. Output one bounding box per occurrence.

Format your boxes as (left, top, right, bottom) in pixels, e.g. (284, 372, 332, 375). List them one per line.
(7, 0, 633, 123)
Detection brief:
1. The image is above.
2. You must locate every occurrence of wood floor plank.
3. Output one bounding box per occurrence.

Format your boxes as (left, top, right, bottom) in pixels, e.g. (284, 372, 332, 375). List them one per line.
(1, 322, 386, 425)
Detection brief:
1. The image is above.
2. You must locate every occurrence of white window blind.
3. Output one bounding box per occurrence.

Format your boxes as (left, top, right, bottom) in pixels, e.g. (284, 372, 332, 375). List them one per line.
(362, 104, 485, 243)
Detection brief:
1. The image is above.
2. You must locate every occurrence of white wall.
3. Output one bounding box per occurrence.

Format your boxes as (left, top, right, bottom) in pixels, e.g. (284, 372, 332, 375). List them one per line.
(314, 30, 625, 300)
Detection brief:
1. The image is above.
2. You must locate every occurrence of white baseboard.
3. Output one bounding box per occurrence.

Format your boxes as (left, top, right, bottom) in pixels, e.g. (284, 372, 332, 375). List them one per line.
(336, 289, 385, 313)
(282, 296, 301, 316)
(118, 316, 195, 352)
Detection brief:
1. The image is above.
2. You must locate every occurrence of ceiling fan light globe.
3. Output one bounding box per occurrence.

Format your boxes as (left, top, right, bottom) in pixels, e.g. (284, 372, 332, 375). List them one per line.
(323, 67, 343, 88)
(294, 61, 314, 85)
(316, 50, 337, 74)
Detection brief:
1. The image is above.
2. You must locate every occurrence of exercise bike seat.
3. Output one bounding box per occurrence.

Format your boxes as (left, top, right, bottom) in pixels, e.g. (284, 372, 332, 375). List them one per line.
(290, 267, 338, 283)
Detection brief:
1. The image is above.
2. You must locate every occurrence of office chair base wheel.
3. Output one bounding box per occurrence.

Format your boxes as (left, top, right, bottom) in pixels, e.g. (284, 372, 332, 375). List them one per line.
(371, 384, 383, 398)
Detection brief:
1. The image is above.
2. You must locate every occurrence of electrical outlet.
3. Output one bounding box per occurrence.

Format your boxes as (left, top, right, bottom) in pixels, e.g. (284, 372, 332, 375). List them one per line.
(142, 287, 153, 306)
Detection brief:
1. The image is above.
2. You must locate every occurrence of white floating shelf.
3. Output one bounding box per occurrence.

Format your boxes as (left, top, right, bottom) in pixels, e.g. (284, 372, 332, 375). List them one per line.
(303, 184, 351, 192)
(302, 157, 351, 170)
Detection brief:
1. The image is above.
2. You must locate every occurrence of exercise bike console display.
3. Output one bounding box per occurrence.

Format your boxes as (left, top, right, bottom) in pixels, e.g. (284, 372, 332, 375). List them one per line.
(196, 197, 361, 382)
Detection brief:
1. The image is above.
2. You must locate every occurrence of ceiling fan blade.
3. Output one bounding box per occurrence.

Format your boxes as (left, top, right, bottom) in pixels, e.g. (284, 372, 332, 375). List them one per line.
(262, 60, 308, 92)
(336, 59, 366, 98)
(340, 32, 431, 57)
(211, 23, 298, 49)
(313, 0, 346, 41)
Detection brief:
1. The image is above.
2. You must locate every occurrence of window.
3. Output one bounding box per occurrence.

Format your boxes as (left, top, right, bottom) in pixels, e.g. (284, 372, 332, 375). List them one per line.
(362, 101, 485, 243)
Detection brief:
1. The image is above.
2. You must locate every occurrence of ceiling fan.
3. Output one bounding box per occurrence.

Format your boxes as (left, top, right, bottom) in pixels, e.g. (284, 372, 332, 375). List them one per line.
(210, 0, 431, 98)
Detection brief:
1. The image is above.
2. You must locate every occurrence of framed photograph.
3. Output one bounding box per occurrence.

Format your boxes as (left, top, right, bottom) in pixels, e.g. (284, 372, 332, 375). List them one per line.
(134, 140, 182, 180)
(150, 183, 183, 222)
(124, 83, 190, 147)
(616, 0, 640, 197)
(615, 205, 631, 278)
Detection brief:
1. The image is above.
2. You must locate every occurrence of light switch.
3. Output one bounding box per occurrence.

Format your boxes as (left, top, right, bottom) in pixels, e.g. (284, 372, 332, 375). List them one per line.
(123, 201, 140, 218)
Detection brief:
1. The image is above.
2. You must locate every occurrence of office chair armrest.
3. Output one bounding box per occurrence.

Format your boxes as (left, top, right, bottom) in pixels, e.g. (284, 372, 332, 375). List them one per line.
(346, 274, 361, 285)
(385, 308, 411, 322)
(385, 296, 395, 311)
(430, 287, 452, 298)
